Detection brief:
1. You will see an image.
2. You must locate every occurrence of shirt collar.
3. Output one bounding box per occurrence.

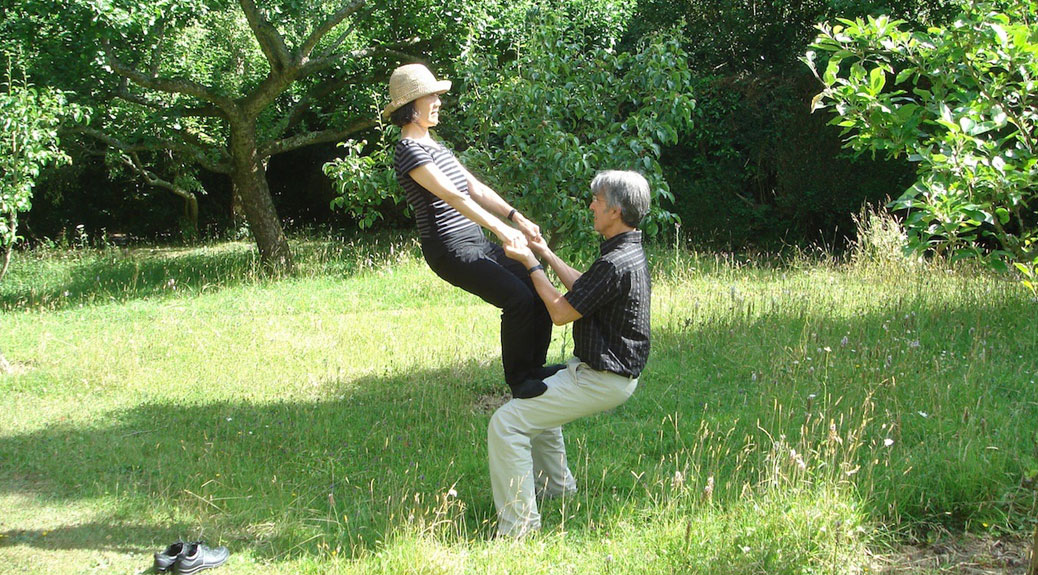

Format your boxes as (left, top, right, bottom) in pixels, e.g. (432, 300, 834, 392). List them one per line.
(600, 230, 642, 256)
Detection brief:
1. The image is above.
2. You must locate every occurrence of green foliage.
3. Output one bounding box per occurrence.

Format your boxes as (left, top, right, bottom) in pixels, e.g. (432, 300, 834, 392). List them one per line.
(452, 8, 694, 251)
(324, 0, 690, 251)
(0, 69, 87, 278)
(805, 0, 1038, 270)
(625, 0, 952, 249)
(323, 135, 401, 230)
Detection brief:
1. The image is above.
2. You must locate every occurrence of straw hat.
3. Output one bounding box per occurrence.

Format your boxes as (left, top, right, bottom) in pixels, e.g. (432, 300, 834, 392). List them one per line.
(383, 64, 452, 117)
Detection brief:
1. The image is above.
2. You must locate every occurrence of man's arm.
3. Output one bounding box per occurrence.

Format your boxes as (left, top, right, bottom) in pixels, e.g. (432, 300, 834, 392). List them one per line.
(504, 239, 583, 326)
(529, 236, 582, 291)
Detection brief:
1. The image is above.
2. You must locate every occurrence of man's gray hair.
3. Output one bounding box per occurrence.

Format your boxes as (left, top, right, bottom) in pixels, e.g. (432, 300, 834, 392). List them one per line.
(591, 170, 651, 228)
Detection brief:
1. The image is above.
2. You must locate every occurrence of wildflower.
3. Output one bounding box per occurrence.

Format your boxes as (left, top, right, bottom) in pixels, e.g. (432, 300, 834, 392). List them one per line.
(828, 422, 843, 444)
(672, 470, 685, 489)
(823, 346, 832, 353)
(447, 488, 458, 498)
(918, 411, 928, 418)
(884, 438, 894, 447)
(791, 449, 806, 470)
(841, 336, 849, 347)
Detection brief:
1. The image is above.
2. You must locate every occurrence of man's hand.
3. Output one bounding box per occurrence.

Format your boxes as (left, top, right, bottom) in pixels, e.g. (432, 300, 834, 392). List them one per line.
(527, 234, 550, 257)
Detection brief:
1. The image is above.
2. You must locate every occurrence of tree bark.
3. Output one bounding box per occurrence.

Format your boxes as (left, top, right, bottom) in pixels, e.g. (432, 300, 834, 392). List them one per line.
(1029, 524, 1038, 575)
(229, 121, 293, 274)
(183, 193, 199, 240)
(0, 213, 16, 283)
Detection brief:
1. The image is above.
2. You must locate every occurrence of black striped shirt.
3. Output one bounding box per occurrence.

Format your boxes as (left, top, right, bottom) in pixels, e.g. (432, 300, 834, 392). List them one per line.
(394, 139, 480, 242)
(565, 231, 651, 378)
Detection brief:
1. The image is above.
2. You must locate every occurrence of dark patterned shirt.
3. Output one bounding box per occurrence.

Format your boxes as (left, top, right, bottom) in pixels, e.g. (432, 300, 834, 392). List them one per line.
(394, 139, 480, 242)
(565, 231, 651, 377)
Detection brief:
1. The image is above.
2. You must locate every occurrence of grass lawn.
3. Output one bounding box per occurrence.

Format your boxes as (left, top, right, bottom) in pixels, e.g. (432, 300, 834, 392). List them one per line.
(1, 235, 1035, 574)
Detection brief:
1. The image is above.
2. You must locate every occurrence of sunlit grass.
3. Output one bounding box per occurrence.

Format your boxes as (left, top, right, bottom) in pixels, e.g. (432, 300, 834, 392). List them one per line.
(1, 233, 1035, 574)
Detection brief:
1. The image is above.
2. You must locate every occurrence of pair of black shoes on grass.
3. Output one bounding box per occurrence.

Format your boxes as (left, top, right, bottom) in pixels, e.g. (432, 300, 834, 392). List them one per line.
(509, 364, 566, 399)
(154, 541, 229, 574)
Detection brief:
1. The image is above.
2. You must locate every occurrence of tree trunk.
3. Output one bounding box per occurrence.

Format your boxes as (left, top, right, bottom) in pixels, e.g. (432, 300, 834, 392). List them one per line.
(0, 213, 17, 283)
(229, 122, 294, 275)
(183, 193, 199, 240)
(230, 183, 246, 236)
(1029, 524, 1038, 575)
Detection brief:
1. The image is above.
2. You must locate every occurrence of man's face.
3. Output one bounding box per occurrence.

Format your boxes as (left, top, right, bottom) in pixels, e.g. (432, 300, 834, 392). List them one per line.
(413, 93, 441, 127)
(590, 191, 618, 235)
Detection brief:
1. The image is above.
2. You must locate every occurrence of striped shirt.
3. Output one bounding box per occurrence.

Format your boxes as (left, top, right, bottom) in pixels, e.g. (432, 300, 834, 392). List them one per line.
(394, 139, 480, 242)
(565, 231, 651, 378)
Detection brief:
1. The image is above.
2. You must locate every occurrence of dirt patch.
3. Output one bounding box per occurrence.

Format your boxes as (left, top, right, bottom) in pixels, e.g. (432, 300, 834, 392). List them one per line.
(472, 392, 509, 414)
(873, 534, 1032, 574)
(0, 357, 31, 376)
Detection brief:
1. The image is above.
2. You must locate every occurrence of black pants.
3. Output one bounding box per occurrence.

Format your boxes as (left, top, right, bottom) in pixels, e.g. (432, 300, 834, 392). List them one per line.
(423, 234, 553, 386)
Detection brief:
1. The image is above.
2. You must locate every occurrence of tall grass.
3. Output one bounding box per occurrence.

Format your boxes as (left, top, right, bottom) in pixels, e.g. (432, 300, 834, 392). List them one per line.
(1, 230, 1035, 574)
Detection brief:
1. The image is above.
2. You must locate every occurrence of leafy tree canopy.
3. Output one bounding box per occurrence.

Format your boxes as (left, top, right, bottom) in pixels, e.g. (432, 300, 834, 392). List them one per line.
(2, 0, 508, 272)
(805, 0, 1038, 274)
(326, 0, 696, 255)
(1, 68, 88, 281)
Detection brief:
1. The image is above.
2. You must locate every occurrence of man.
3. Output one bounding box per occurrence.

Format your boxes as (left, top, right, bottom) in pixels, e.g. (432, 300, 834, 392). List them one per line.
(491, 170, 652, 537)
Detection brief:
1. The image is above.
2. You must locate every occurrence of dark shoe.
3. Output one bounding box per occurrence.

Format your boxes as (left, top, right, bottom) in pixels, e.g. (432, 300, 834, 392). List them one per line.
(510, 378, 547, 399)
(154, 541, 186, 572)
(530, 363, 566, 380)
(173, 542, 229, 574)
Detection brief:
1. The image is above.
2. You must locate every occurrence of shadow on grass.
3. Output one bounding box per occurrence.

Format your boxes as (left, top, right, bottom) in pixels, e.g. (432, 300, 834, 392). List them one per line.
(0, 362, 508, 563)
(0, 233, 421, 312)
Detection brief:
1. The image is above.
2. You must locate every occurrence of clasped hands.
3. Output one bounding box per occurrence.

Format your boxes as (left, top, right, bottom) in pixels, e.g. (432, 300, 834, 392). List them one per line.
(503, 219, 548, 268)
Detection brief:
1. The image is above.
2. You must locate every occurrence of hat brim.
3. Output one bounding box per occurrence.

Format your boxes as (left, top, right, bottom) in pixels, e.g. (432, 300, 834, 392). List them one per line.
(382, 80, 452, 118)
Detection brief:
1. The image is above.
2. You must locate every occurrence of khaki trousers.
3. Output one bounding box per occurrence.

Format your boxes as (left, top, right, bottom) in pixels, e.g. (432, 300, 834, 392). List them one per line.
(488, 357, 638, 537)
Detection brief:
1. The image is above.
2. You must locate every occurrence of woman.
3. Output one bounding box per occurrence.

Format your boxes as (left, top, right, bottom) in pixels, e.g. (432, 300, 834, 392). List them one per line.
(384, 63, 557, 398)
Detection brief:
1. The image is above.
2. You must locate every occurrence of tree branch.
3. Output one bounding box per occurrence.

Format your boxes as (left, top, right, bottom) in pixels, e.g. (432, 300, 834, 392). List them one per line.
(115, 79, 167, 111)
(238, 0, 292, 72)
(298, 40, 420, 79)
(299, 0, 367, 60)
(122, 151, 197, 203)
(280, 74, 357, 137)
(146, 19, 167, 77)
(102, 40, 235, 111)
(72, 126, 230, 174)
(259, 119, 376, 158)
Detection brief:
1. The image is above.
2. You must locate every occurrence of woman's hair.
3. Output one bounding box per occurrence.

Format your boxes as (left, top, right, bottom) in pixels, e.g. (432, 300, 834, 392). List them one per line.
(389, 101, 418, 127)
(591, 170, 651, 228)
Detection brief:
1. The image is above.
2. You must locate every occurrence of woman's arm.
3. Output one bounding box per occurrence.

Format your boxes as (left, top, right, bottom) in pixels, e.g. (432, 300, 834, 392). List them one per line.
(408, 163, 524, 245)
(461, 166, 541, 240)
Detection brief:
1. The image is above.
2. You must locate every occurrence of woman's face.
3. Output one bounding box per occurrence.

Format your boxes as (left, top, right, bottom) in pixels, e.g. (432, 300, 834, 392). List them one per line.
(412, 93, 441, 128)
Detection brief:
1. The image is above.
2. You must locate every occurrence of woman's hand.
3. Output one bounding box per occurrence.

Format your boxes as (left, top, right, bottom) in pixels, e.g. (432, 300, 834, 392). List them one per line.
(514, 213, 541, 241)
(496, 225, 527, 248)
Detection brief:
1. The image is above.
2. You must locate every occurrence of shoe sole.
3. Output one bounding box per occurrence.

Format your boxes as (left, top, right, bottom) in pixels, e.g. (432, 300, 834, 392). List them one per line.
(175, 559, 226, 575)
